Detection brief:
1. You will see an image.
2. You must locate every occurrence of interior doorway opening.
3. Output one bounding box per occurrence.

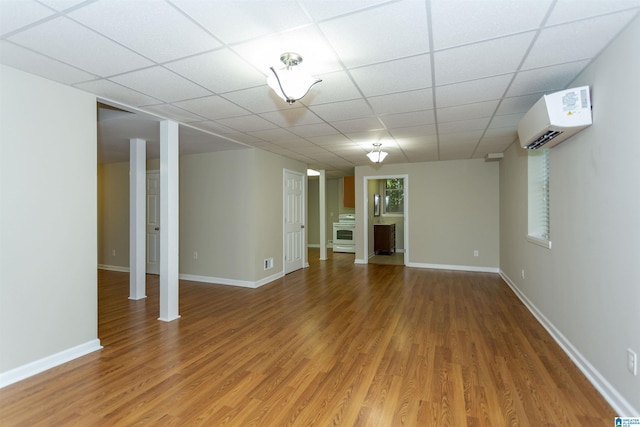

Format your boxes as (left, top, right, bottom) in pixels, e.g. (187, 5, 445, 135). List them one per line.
(362, 175, 409, 266)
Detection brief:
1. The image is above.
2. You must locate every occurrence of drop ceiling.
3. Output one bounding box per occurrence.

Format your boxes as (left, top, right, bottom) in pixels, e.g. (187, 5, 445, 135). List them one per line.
(1, 0, 639, 176)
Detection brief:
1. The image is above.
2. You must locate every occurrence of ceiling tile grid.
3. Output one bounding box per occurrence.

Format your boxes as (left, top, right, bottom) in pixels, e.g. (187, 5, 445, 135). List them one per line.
(1, 0, 638, 175)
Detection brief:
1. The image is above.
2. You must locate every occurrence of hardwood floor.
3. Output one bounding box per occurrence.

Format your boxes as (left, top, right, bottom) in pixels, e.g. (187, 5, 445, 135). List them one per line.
(0, 250, 614, 426)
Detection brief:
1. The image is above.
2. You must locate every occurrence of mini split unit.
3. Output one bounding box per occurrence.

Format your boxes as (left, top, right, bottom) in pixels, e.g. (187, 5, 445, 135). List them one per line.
(517, 86, 592, 150)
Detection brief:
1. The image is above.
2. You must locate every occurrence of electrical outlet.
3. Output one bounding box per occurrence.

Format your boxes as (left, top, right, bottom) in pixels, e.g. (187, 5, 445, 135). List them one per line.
(473, 250, 479, 257)
(264, 258, 274, 270)
(193, 251, 198, 260)
(628, 349, 637, 376)
(112, 249, 116, 257)
(521, 269, 525, 279)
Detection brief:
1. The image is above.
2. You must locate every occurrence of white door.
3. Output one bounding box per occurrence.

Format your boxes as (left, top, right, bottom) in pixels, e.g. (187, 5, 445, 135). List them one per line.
(146, 171, 160, 274)
(284, 170, 304, 274)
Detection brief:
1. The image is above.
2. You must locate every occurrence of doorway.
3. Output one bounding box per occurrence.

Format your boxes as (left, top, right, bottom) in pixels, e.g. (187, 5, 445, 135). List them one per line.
(363, 175, 408, 266)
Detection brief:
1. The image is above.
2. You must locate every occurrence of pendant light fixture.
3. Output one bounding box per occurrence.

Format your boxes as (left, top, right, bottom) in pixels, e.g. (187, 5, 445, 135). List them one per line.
(366, 143, 388, 163)
(267, 52, 322, 105)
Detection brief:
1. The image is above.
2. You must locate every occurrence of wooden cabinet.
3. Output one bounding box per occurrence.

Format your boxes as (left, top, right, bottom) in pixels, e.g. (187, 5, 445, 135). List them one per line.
(374, 223, 396, 255)
(343, 176, 355, 208)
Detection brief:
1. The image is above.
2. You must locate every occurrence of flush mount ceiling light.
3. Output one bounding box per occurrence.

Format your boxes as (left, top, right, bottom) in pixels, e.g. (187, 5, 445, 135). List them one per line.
(366, 143, 388, 163)
(267, 52, 322, 105)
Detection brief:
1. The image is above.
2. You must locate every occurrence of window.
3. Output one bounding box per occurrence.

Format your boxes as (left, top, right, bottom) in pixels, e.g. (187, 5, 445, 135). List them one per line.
(384, 178, 404, 214)
(528, 148, 551, 248)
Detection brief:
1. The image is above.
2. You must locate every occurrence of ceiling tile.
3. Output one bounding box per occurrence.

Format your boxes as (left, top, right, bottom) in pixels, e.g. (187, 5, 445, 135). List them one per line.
(435, 74, 513, 108)
(434, 32, 535, 86)
(381, 110, 436, 129)
(487, 113, 521, 129)
(350, 54, 432, 97)
(439, 130, 484, 144)
(232, 26, 342, 76)
(289, 123, 340, 138)
(436, 100, 499, 123)
(522, 11, 639, 70)
(430, 0, 553, 49)
(259, 107, 324, 127)
(390, 124, 437, 138)
(522, 12, 634, 70)
(69, 0, 222, 63)
(221, 132, 265, 145)
(546, 0, 640, 26)
(309, 99, 373, 122)
(332, 117, 384, 133)
(300, 70, 362, 106)
(173, 96, 250, 120)
(188, 120, 238, 135)
(368, 89, 434, 115)
(0, 0, 54, 36)
(4, 0, 637, 169)
(247, 128, 300, 142)
(496, 93, 544, 115)
(319, 0, 429, 68)
(215, 115, 279, 132)
(166, 49, 266, 94)
(306, 135, 352, 146)
(301, 0, 393, 21)
(75, 79, 162, 106)
(222, 86, 287, 114)
(37, 0, 87, 11)
(171, 0, 310, 44)
(507, 61, 588, 97)
(397, 136, 439, 149)
(142, 104, 206, 123)
(438, 117, 490, 134)
(8, 17, 153, 76)
(110, 67, 212, 103)
(0, 40, 96, 84)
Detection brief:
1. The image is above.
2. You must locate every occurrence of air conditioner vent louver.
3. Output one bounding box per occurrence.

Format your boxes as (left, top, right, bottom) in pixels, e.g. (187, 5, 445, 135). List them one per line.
(525, 130, 564, 150)
(518, 86, 592, 150)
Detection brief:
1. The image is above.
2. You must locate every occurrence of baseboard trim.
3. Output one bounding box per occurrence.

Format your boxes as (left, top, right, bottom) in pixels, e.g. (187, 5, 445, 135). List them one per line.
(0, 339, 102, 389)
(406, 262, 499, 274)
(179, 271, 284, 289)
(98, 264, 129, 272)
(499, 270, 638, 416)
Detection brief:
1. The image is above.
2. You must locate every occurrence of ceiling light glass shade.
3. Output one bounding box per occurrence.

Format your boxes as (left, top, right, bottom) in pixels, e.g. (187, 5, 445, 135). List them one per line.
(367, 143, 388, 163)
(267, 53, 321, 105)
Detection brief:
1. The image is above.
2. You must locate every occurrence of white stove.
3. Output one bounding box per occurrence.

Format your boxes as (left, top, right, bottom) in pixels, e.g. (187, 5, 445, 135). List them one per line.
(333, 213, 355, 253)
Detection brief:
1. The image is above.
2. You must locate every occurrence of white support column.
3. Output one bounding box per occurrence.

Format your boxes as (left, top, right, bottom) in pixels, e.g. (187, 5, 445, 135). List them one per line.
(159, 120, 180, 322)
(319, 169, 327, 260)
(129, 138, 146, 300)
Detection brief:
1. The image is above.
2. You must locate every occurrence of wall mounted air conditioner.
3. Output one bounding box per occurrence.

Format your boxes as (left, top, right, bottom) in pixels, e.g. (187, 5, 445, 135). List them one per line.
(517, 86, 592, 150)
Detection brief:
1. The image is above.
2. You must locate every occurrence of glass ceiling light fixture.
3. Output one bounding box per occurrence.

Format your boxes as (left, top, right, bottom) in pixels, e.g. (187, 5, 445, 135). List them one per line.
(366, 143, 388, 163)
(267, 52, 322, 105)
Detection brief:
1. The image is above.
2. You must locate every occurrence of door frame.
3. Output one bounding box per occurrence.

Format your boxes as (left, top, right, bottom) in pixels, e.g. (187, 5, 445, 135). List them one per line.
(362, 174, 409, 265)
(283, 169, 307, 274)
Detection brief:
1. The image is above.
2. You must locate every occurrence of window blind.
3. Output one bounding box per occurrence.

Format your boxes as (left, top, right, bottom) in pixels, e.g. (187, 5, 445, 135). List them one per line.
(528, 148, 550, 240)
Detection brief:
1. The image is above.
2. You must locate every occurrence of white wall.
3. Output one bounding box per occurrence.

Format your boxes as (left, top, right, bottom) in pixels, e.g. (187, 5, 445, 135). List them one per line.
(355, 159, 500, 270)
(0, 66, 99, 377)
(98, 161, 130, 268)
(179, 148, 305, 285)
(499, 16, 640, 415)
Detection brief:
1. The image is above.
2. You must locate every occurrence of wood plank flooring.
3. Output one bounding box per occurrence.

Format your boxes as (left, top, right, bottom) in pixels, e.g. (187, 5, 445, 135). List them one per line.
(0, 250, 614, 426)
